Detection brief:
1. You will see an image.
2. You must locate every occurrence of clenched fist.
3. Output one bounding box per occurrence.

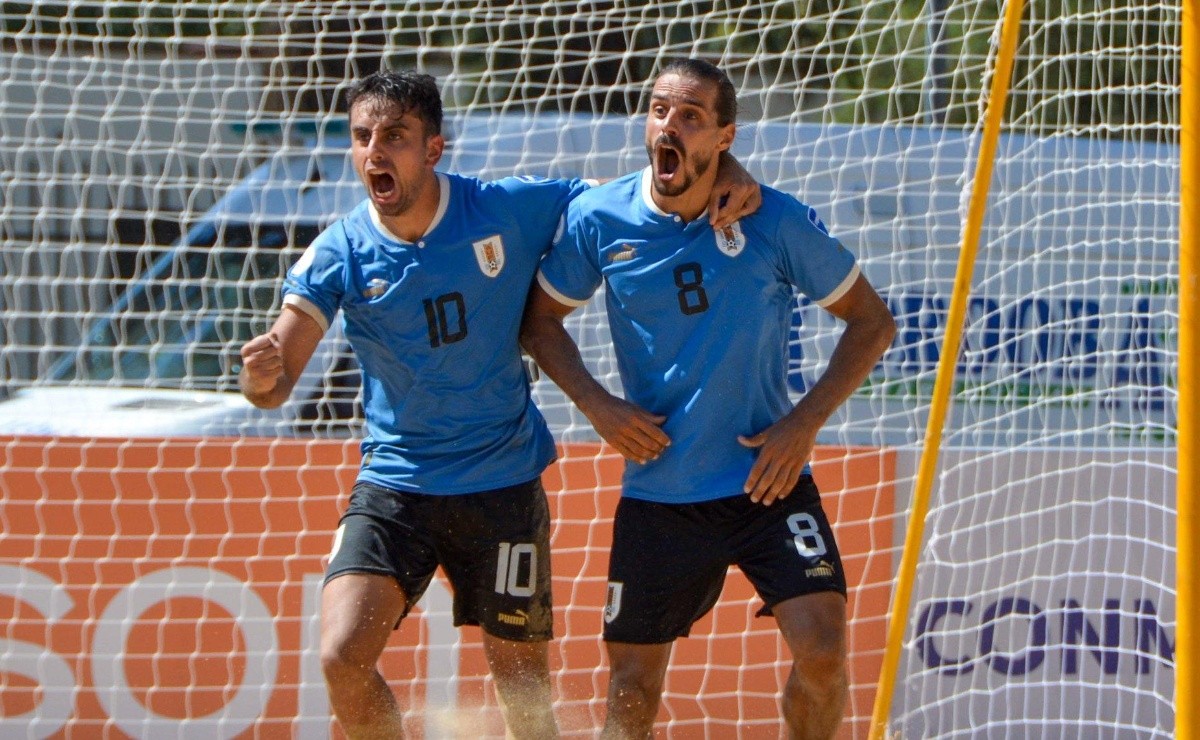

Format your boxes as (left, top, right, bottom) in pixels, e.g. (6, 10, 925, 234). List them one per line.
(239, 332, 285, 402)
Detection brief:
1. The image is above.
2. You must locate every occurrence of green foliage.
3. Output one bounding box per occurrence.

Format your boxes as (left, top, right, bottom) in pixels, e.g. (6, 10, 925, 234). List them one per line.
(0, 0, 1178, 136)
(1007, 0, 1177, 138)
(2, 1, 256, 41)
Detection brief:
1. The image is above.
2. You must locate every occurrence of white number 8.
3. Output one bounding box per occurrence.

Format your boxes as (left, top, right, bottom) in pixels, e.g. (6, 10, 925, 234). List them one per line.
(786, 513, 828, 560)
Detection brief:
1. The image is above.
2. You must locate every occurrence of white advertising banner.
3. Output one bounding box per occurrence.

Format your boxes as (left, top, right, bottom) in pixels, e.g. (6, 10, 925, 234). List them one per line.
(892, 448, 1177, 736)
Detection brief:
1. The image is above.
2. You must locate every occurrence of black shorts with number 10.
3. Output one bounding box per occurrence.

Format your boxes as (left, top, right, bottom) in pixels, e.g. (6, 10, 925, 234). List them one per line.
(325, 478, 553, 642)
(603, 475, 847, 644)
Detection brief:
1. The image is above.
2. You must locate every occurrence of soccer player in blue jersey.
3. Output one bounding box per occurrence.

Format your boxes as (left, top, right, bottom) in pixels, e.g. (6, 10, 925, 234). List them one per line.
(519, 59, 897, 739)
(238, 70, 760, 739)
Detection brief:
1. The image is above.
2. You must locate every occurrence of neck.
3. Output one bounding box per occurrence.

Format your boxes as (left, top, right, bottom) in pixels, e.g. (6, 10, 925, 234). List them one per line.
(650, 170, 718, 223)
(378, 173, 441, 242)
(652, 190, 711, 223)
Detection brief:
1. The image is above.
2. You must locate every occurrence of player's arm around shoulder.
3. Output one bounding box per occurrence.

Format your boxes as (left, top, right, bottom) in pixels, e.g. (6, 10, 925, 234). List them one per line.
(491, 173, 595, 210)
(239, 304, 326, 409)
(584, 152, 760, 225)
(709, 150, 763, 228)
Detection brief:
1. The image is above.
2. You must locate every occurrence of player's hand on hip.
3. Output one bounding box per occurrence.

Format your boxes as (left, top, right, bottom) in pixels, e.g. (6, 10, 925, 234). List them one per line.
(737, 416, 815, 505)
(584, 395, 670, 465)
(239, 332, 285, 395)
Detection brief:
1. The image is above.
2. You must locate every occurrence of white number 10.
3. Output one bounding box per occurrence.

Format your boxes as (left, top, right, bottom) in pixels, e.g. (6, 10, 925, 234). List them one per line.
(494, 542, 537, 597)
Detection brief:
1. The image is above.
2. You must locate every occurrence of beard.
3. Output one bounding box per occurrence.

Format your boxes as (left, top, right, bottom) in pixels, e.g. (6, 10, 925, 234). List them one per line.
(647, 135, 716, 198)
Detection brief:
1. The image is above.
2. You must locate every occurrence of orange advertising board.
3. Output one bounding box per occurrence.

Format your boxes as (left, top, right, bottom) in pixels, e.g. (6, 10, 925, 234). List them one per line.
(0, 437, 894, 738)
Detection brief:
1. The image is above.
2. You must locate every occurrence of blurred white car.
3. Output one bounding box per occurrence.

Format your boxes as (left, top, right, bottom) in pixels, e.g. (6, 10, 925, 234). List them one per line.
(0, 113, 637, 439)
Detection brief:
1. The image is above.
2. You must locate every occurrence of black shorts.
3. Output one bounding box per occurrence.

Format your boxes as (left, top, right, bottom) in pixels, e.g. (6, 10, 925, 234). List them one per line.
(603, 475, 846, 644)
(326, 478, 553, 642)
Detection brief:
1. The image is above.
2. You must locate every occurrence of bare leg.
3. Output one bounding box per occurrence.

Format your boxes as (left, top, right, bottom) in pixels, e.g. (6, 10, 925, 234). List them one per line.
(320, 572, 408, 739)
(481, 633, 559, 738)
(601, 641, 673, 740)
(774, 591, 848, 740)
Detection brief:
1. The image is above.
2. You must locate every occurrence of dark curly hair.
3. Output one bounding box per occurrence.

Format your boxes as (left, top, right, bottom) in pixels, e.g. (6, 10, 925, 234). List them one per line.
(344, 70, 443, 137)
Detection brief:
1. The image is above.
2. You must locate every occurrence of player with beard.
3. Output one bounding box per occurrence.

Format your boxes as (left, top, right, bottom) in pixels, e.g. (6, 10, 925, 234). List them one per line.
(238, 70, 761, 739)
(519, 58, 896, 738)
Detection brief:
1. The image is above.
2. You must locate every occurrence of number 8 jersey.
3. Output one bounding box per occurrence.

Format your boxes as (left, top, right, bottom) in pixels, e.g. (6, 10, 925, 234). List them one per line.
(283, 172, 590, 495)
(536, 168, 859, 504)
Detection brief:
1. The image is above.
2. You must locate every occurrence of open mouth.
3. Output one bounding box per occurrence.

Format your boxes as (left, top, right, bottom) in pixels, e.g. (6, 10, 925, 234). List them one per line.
(367, 171, 397, 201)
(654, 144, 681, 181)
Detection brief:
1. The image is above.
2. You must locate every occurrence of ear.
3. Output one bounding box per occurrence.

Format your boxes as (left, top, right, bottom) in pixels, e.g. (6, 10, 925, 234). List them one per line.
(717, 123, 736, 152)
(425, 134, 446, 166)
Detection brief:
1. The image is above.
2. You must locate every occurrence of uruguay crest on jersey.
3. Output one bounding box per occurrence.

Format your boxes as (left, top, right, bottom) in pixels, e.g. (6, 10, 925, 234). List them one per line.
(472, 235, 506, 277)
(715, 220, 746, 257)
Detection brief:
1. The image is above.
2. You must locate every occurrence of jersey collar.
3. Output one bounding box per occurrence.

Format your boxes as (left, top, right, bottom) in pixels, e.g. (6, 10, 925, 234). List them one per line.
(639, 166, 710, 223)
(368, 172, 451, 244)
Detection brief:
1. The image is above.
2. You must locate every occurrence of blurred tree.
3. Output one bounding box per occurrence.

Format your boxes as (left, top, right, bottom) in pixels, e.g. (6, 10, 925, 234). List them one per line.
(1007, 0, 1177, 140)
(0, 0, 1179, 138)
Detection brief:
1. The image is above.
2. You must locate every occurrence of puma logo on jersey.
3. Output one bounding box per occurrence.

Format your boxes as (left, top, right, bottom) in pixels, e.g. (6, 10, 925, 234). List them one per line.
(473, 235, 506, 277)
(805, 559, 836, 578)
(610, 245, 637, 262)
(716, 221, 746, 256)
(363, 278, 389, 297)
(497, 610, 529, 626)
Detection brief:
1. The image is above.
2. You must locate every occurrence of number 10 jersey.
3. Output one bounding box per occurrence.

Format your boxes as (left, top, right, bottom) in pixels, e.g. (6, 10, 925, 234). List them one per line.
(283, 172, 590, 495)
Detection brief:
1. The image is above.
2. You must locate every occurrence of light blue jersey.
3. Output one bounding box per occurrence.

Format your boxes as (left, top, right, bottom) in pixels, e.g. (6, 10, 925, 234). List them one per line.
(284, 172, 590, 494)
(537, 168, 859, 504)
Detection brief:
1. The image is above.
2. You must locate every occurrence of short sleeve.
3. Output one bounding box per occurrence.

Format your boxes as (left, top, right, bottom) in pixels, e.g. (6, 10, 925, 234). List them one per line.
(777, 201, 859, 307)
(535, 197, 604, 307)
(281, 226, 346, 330)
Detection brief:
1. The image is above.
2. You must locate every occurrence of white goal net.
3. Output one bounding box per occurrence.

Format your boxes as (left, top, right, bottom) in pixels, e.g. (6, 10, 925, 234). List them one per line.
(0, 0, 1182, 737)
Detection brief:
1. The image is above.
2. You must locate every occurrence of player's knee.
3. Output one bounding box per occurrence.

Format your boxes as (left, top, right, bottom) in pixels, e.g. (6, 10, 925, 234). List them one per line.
(319, 637, 373, 687)
(493, 676, 552, 715)
(791, 623, 846, 682)
(607, 665, 665, 718)
(319, 649, 353, 686)
(793, 649, 846, 692)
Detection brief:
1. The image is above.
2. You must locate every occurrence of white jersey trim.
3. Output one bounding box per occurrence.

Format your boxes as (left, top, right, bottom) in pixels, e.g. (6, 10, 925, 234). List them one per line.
(639, 167, 710, 222)
(639, 167, 665, 214)
(813, 263, 861, 308)
(368, 172, 451, 244)
(536, 270, 590, 308)
(282, 294, 330, 332)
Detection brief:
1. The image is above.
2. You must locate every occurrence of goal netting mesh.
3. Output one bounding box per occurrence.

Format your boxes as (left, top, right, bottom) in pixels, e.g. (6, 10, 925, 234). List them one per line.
(0, 0, 1181, 737)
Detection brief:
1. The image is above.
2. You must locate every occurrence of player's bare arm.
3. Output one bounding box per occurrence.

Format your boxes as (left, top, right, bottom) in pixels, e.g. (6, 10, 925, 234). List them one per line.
(520, 284, 670, 464)
(239, 304, 326, 409)
(739, 274, 896, 504)
(709, 150, 761, 228)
